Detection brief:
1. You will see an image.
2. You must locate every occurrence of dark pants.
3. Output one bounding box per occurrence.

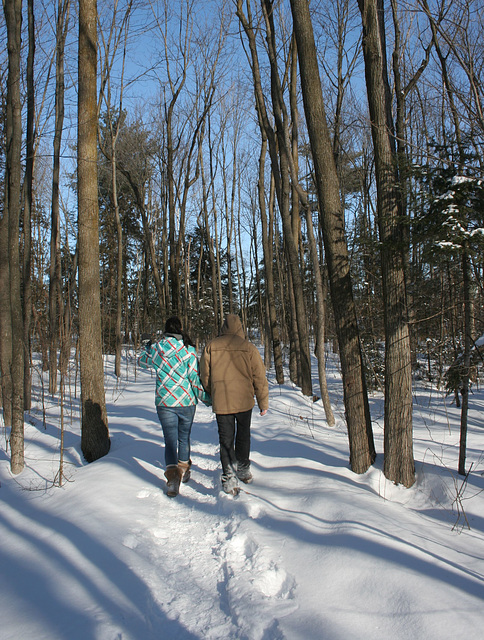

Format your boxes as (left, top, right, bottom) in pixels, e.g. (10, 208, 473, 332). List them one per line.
(216, 409, 252, 477)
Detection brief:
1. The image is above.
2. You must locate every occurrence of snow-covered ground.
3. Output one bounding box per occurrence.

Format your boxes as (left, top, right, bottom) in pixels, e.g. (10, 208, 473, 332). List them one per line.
(1, 350, 484, 640)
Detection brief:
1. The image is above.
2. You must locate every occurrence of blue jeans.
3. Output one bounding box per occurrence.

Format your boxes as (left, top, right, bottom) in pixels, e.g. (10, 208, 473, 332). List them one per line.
(156, 405, 196, 467)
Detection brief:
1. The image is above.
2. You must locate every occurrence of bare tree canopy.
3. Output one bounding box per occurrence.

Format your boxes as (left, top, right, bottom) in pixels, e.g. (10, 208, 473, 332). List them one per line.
(1, 0, 484, 479)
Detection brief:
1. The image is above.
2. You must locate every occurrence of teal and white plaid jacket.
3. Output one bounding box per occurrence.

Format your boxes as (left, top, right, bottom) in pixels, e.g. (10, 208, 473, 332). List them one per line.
(138, 336, 210, 407)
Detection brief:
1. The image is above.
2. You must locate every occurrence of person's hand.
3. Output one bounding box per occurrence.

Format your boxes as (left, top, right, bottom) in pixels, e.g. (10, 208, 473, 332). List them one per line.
(260, 409, 268, 416)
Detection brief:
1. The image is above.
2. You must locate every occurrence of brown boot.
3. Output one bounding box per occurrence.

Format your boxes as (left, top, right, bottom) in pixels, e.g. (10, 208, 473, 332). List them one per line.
(178, 459, 192, 483)
(165, 465, 183, 497)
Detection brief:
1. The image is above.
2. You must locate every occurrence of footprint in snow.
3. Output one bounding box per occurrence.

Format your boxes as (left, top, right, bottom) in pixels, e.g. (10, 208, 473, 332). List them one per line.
(224, 531, 295, 600)
(218, 531, 297, 639)
(122, 534, 139, 550)
(136, 488, 153, 499)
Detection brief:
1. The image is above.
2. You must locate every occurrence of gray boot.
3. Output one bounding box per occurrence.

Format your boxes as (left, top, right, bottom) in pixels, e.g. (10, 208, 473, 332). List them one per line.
(237, 463, 253, 484)
(221, 471, 239, 495)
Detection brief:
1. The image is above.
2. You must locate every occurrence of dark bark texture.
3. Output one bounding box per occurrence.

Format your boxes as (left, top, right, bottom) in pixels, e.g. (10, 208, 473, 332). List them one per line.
(78, 0, 110, 462)
(290, 0, 375, 472)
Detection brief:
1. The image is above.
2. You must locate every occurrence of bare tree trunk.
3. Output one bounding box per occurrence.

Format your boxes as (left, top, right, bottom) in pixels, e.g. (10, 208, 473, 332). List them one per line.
(273, 215, 288, 348)
(49, 0, 70, 396)
(264, 0, 312, 396)
(390, 0, 432, 371)
(237, 0, 312, 396)
(157, 0, 191, 315)
(183, 237, 192, 332)
(458, 249, 471, 476)
(258, 138, 284, 384)
(420, 0, 464, 163)
(59, 235, 76, 379)
(234, 187, 245, 317)
(225, 136, 236, 315)
(252, 199, 264, 337)
(237, 197, 249, 328)
(118, 169, 165, 314)
(4, 0, 25, 473)
(0, 203, 12, 429)
(23, 0, 35, 412)
(174, 87, 214, 322)
(304, 206, 335, 425)
(98, 2, 133, 379)
(358, 0, 413, 486)
(167, 103, 181, 315)
(200, 149, 220, 335)
(290, 34, 333, 422)
(290, 0, 375, 472)
(112, 149, 123, 378)
(286, 262, 300, 385)
(208, 127, 225, 325)
(78, 0, 110, 463)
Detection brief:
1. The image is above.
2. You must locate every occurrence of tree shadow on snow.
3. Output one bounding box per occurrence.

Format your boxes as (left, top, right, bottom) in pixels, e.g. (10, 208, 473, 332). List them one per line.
(0, 481, 199, 640)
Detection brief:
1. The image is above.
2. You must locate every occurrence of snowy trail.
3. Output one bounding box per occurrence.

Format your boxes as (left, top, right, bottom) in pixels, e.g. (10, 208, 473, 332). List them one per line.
(127, 486, 296, 639)
(2, 358, 484, 639)
(117, 414, 298, 640)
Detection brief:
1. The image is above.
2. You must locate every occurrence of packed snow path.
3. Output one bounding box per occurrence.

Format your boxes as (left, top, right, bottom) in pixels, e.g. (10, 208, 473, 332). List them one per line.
(1, 355, 484, 639)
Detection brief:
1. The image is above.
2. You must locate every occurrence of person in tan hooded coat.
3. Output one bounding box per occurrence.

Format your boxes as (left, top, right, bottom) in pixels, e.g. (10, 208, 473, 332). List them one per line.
(200, 314, 269, 494)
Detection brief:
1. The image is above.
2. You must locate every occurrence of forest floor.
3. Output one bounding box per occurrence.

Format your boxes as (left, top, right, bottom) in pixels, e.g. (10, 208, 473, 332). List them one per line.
(1, 349, 484, 639)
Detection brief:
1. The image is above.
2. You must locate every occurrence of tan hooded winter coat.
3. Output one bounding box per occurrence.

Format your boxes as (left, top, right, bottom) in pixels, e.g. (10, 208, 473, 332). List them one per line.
(200, 315, 269, 415)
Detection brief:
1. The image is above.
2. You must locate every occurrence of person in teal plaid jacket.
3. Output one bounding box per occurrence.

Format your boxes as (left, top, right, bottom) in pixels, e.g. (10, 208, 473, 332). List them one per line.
(138, 316, 210, 497)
